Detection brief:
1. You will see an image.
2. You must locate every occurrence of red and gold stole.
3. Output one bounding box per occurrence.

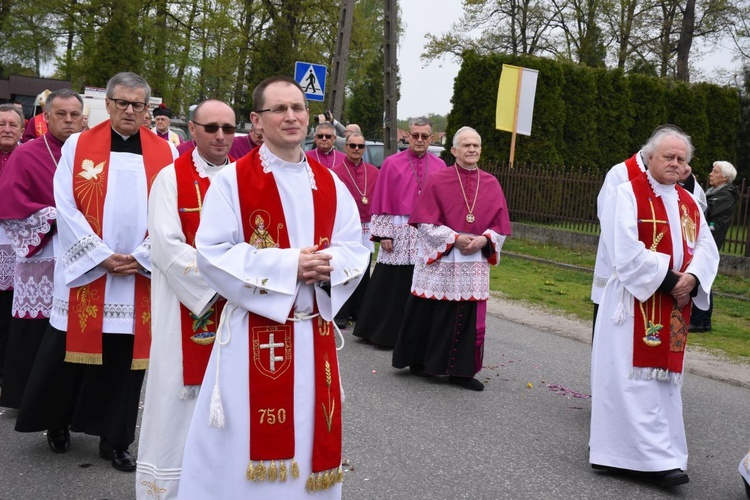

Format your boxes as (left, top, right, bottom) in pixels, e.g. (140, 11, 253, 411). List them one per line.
(65, 122, 173, 369)
(175, 149, 231, 385)
(631, 172, 700, 376)
(236, 148, 342, 491)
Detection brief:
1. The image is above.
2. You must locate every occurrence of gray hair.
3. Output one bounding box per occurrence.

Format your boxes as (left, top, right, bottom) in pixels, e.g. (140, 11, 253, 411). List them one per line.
(46, 88, 84, 111)
(408, 116, 432, 129)
(315, 122, 335, 133)
(452, 126, 481, 147)
(0, 103, 24, 128)
(713, 160, 737, 183)
(347, 132, 365, 141)
(105, 72, 151, 103)
(641, 125, 694, 164)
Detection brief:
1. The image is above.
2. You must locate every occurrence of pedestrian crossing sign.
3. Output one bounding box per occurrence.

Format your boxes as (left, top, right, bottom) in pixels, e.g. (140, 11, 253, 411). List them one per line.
(295, 61, 326, 102)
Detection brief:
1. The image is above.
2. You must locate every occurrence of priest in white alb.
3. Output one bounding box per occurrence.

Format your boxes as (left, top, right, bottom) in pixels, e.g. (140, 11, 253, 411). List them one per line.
(136, 99, 237, 499)
(178, 76, 369, 499)
(589, 127, 719, 487)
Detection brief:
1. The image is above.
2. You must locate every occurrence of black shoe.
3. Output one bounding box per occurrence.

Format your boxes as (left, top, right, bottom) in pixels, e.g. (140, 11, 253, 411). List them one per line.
(108, 449, 136, 472)
(448, 376, 484, 391)
(648, 469, 689, 487)
(334, 318, 348, 329)
(704, 324, 712, 332)
(743, 477, 750, 498)
(689, 323, 705, 333)
(46, 428, 70, 453)
(409, 365, 428, 377)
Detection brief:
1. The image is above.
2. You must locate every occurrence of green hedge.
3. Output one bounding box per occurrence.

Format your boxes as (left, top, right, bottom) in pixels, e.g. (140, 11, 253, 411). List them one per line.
(447, 51, 740, 179)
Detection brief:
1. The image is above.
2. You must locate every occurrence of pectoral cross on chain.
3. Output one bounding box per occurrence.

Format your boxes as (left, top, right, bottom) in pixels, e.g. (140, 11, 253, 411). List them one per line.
(260, 333, 285, 372)
(178, 181, 203, 214)
(639, 200, 669, 251)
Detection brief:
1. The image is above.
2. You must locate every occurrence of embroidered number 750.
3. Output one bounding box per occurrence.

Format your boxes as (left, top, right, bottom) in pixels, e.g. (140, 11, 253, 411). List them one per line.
(258, 408, 287, 425)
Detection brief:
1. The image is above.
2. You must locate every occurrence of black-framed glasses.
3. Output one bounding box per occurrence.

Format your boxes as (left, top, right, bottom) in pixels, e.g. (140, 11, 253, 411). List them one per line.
(192, 121, 237, 134)
(316, 134, 334, 140)
(411, 132, 431, 141)
(110, 98, 148, 112)
(347, 143, 366, 150)
(256, 104, 308, 115)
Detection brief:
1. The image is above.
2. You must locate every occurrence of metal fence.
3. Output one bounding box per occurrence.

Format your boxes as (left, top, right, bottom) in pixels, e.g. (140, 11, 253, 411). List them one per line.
(482, 161, 750, 257)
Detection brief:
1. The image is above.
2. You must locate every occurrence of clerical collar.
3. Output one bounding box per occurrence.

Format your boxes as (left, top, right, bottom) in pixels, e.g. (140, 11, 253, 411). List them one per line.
(317, 147, 335, 155)
(407, 149, 426, 159)
(456, 162, 478, 171)
(344, 157, 362, 168)
(110, 127, 143, 155)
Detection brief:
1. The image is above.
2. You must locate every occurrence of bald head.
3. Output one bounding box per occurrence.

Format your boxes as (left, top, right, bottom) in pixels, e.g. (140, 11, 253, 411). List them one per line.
(188, 99, 236, 165)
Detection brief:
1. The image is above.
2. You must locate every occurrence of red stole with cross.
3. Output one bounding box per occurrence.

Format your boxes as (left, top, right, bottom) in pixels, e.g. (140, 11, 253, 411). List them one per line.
(236, 148, 342, 490)
(175, 149, 232, 385)
(631, 172, 700, 375)
(65, 122, 173, 369)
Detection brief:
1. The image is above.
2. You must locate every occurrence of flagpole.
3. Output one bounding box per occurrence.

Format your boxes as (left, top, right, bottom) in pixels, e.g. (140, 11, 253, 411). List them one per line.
(509, 68, 523, 168)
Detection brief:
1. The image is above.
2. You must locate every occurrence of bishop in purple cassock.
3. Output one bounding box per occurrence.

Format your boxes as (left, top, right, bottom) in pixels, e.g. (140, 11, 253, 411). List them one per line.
(353, 117, 446, 347)
(0, 89, 83, 409)
(392, 126, 511, 391)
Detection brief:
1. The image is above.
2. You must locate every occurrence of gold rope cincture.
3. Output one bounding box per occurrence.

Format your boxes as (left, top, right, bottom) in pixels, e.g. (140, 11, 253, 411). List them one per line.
(208, 303, 237, 428)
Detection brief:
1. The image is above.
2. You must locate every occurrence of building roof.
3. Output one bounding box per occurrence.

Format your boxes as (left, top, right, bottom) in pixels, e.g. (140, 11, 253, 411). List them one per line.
(0, 75, 72, 100)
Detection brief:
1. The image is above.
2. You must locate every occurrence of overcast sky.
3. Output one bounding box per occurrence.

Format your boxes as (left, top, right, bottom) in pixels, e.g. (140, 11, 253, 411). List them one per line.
(396, 0, 465, 119)
(395, 0, 741, 121)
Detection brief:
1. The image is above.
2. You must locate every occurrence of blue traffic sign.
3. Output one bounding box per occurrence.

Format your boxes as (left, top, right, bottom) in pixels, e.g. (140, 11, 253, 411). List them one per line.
(295, 61, 326, 102)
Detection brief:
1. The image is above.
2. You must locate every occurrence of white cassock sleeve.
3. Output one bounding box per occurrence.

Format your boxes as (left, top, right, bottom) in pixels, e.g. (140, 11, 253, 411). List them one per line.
(148, 166, 217, 316)
(196, 167, 368, 325)
(604, 184, 671, 303)
(604, 182, 719, 307)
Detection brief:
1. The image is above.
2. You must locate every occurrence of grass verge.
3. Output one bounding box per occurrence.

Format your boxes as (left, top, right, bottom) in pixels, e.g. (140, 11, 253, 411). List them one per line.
(494, 238, 750, 361)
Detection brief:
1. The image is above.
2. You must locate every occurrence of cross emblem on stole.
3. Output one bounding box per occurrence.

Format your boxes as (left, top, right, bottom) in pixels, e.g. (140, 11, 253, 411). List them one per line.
(639, 200, 669, 251)
(260, 333, 285, 372)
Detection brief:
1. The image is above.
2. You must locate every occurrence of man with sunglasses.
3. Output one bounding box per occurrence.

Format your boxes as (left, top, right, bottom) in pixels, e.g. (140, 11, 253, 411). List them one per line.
(353, 116, 446, 348)
(136, 99, 236, 499)
(177, 121, 263, 159)
(15, 72, 178, 472)
(306, 121, 345, 169)
(331, 133, 380, 329)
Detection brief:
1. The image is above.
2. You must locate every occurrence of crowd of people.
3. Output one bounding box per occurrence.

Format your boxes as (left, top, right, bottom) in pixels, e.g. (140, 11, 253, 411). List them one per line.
(0, 70, 745, 498)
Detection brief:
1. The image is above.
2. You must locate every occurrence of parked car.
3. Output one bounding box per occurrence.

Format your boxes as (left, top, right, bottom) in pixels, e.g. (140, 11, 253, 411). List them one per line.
(303, 137, 384, 168)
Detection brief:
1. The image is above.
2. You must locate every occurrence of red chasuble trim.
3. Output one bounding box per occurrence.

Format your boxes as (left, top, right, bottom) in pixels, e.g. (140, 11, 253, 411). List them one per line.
(631, 173, 700, 377)
(174, 150, 228, 385)
(625, 153, 642, 180)
(236, 148, 342, 490)
(66, 122, 173, 369)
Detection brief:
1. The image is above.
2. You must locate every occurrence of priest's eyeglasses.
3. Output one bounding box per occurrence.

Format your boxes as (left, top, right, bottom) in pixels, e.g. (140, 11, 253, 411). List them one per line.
(347, 143, 366, 149)
(316, 134, 334, 139)
(256, 104, 309, 115)
(192, 121, 237, 134)
(110, 99, 148, 112)
(410, 133, 431, 140)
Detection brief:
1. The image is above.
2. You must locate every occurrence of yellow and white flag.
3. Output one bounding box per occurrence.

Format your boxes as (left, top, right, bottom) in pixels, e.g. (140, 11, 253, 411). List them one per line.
(496, 65, 539, 136)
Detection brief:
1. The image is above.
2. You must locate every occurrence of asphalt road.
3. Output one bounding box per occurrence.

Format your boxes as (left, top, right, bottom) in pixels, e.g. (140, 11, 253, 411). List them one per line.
(1, 312, 748, 500)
